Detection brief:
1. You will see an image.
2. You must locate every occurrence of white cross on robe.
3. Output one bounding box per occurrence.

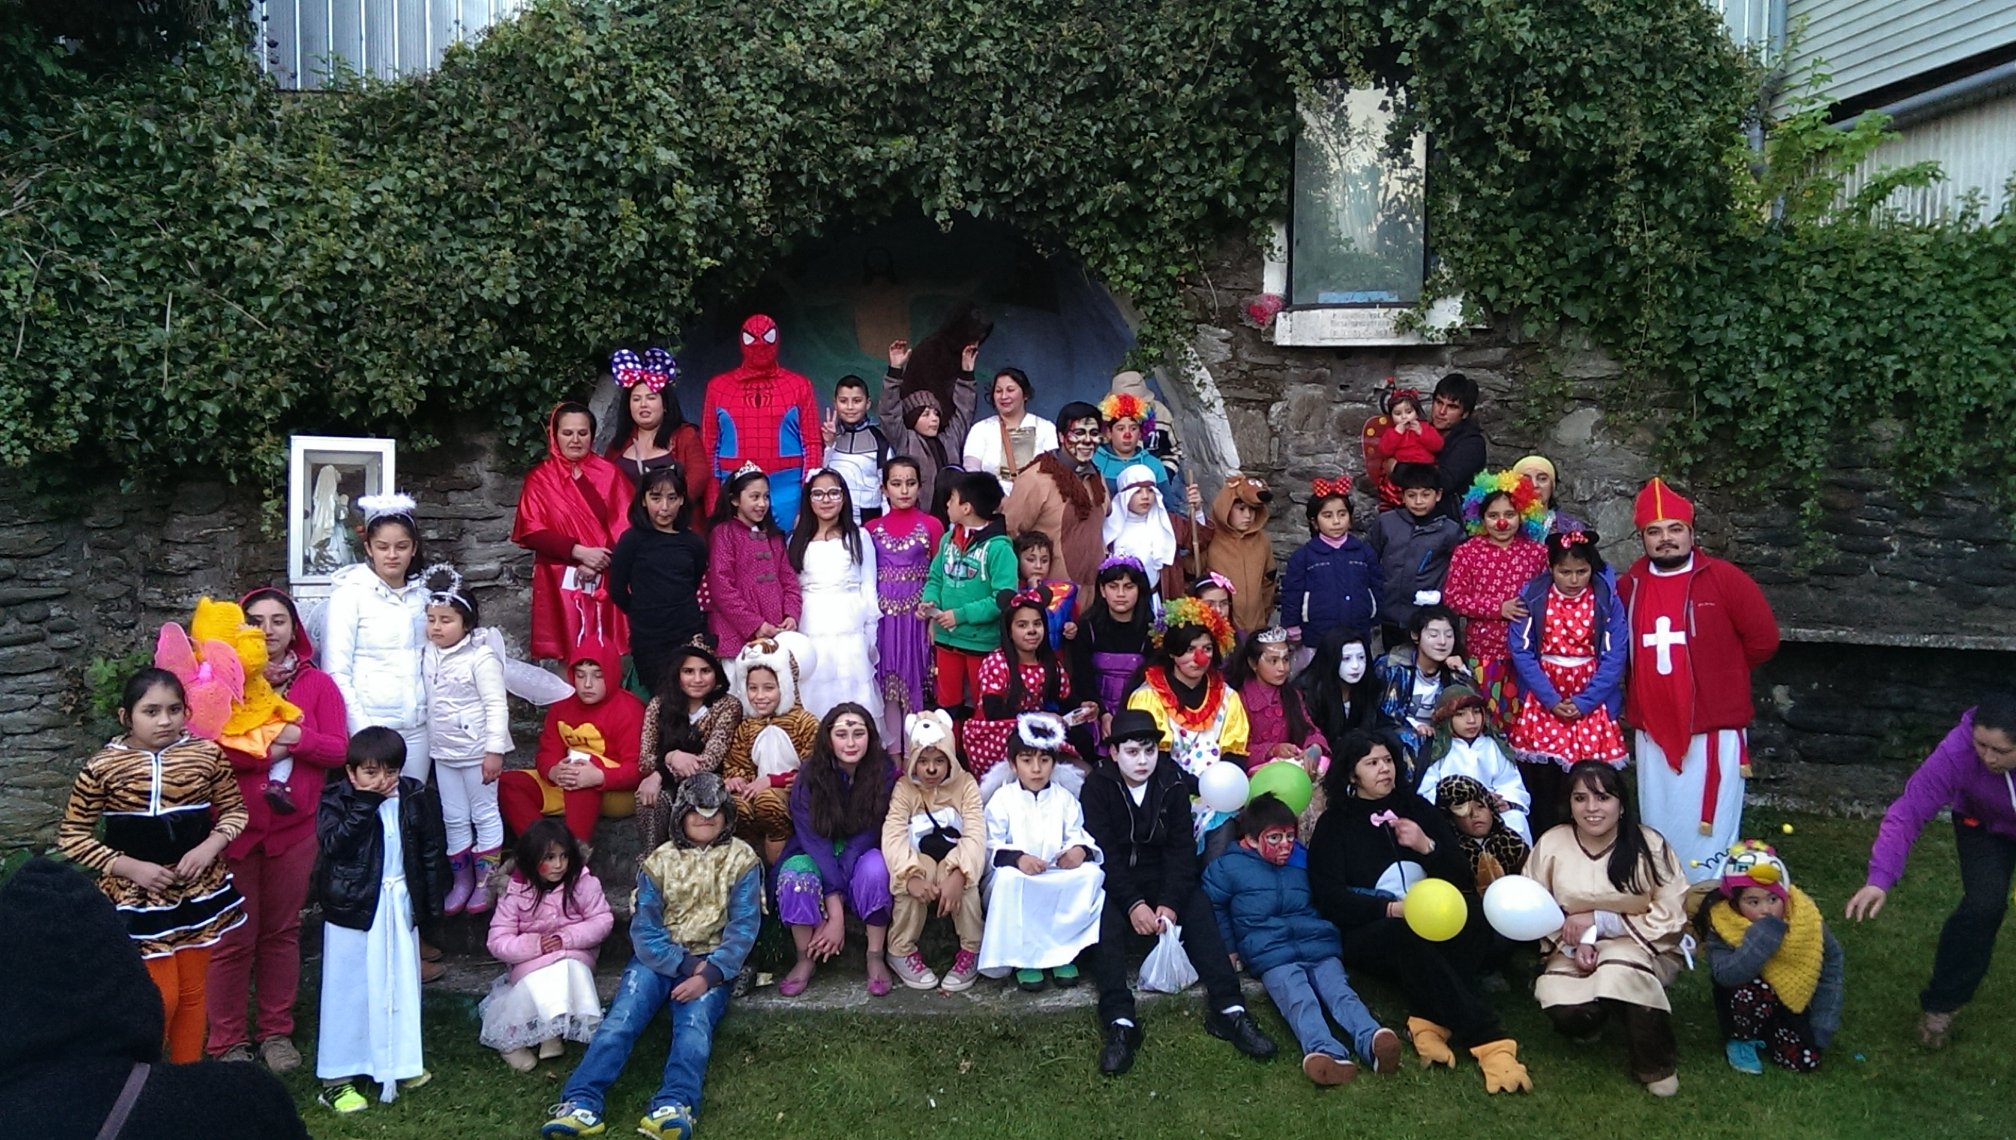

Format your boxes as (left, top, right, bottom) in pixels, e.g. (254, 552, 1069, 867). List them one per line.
(1642, 615, 1687, 675)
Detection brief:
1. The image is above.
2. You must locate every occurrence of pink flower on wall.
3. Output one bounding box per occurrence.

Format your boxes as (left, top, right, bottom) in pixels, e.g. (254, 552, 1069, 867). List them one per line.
(1240, 292, 1285, 331)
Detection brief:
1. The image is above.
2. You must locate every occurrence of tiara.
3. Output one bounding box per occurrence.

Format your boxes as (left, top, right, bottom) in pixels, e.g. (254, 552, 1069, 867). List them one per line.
(1255, 626, 1291, 644)
(356, 492, 417, 524)
(732, 459, 765, 479)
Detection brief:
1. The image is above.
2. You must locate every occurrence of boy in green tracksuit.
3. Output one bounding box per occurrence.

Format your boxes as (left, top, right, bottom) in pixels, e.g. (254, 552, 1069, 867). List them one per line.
(923, 471, 1019, 717)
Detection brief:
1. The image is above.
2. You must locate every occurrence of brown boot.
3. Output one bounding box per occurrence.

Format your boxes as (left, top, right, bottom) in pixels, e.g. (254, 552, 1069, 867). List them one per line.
(420, 958, 447, 984)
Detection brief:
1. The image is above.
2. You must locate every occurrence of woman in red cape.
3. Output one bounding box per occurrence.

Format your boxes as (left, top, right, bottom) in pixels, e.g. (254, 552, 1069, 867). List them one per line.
(513, 401, 633, 659)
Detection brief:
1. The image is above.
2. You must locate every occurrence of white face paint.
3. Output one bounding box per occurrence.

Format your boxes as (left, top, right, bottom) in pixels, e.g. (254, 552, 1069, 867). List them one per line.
(1338, 642, 1368, 685)
(1113, 738, 1159, 786)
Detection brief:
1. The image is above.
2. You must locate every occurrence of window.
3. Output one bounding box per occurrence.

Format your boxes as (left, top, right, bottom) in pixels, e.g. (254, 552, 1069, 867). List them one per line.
(1288, 83, 1426, 308)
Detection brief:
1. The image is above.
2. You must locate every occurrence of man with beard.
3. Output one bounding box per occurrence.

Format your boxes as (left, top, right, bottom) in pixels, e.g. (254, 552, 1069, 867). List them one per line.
(1617, 478, 1780, 881)
(1004, 402, 1110, 587)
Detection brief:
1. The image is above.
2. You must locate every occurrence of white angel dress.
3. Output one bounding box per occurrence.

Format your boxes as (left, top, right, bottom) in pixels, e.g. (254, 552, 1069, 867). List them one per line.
(976, 781, 1105, 977)
(795, 535, 880, 719)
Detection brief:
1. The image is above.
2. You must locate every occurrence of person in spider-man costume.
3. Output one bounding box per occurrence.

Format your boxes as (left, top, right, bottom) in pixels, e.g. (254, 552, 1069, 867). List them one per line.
(700, 314, 824, 528)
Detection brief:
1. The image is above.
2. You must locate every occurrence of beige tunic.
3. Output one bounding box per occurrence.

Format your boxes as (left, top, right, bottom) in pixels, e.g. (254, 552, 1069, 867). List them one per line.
(1529, 824, 1688, 1012)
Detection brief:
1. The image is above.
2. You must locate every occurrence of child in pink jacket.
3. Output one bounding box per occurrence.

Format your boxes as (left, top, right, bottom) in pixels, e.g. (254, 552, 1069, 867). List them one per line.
(480, 819, 615, 1071)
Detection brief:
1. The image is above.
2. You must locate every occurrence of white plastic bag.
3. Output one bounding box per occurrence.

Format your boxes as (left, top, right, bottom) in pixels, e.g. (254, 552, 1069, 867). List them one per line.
(1138, 920, 1199, 994)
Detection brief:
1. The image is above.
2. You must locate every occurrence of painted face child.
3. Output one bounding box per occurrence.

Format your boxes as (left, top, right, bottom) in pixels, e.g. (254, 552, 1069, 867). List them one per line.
(1112, 736, 1159, 786)
(912, 747, 952, 789)
(1481, 493, 1520, 546)
(1244, 823, 1298, 867)
(1337, 641, 1368, 684)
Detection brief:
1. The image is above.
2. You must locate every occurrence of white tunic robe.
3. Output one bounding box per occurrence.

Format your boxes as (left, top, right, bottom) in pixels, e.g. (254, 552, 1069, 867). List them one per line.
(977, 781, 1105, 975)
(316, 794, 425, 1099)
(1418, 734, 1533, 842)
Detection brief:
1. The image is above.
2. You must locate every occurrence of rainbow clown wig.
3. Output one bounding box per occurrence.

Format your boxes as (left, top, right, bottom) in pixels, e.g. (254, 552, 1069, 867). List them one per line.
(1156, 594, 1235, 655)
(1098, 392, 1155, 431)
(1460, 470, 1548, 542)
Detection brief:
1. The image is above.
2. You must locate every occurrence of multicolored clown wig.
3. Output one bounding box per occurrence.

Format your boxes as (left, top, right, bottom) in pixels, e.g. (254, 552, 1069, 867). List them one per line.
(1460, 470, 1548, 542)
(1097, 391, 1154, 432)
(1155, 594, 1235, 655)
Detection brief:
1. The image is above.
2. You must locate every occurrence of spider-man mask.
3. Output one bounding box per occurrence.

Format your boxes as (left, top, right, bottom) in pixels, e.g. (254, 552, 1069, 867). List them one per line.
(739, 314, 780, 372)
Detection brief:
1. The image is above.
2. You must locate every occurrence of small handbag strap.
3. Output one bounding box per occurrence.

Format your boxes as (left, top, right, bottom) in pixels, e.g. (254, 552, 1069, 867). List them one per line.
(95, 1061, 151, 1140)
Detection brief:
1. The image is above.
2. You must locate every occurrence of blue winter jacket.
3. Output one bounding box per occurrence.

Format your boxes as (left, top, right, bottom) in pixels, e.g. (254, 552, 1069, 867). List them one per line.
(1505, 574, 1628, 718)
(1280, 536, 1384, 644)
(1201, 846, 1341, 976)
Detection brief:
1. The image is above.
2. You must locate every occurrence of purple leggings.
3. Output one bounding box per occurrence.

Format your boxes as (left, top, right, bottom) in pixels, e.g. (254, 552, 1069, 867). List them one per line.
(777, 849, 892, 927)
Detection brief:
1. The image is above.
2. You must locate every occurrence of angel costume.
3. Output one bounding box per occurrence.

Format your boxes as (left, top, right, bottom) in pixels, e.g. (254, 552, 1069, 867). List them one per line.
(977, 778, 1105, 977)
(794, 532, 881, 719)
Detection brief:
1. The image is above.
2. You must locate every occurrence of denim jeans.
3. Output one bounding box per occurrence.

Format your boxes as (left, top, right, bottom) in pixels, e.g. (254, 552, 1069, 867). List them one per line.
(1259, 958, 1379, 1061)
(559, 959, 730, 1116)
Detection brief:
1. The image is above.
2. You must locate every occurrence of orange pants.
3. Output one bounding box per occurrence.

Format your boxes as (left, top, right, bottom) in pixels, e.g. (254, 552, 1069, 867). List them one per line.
(145, 945, 214, 1063)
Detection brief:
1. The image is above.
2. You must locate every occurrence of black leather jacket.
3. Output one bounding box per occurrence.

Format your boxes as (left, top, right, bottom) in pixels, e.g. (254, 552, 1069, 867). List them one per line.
(316, 776, 450, 932)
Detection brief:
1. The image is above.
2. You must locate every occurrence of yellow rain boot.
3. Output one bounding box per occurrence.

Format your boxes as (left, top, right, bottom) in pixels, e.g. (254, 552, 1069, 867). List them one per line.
(1407, 1017, 1456, 1068)
(1470, 1039, 1533, 1094)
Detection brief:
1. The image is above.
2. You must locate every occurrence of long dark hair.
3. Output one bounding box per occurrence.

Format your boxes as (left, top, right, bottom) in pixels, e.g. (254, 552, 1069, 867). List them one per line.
(996, 594, 1066, 716)
(1300, 626, 1377, 743)
(1565, 761, 1666, 894)
(712, 468, 782, 534)
(653, 644, 728, 756)
(1081, 560, 1152, 637)
(800, 703, 893, 841)
(629, 464, 693, 532)
(512, 818, 589, 917)
(1226, 632, 1315, 746)
(787, 469, 864, 571)
(608, 380, 688, 454)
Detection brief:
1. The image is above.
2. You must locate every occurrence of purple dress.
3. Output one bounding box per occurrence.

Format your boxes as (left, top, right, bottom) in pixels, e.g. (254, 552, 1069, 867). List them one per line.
(866, 510, 941, 738)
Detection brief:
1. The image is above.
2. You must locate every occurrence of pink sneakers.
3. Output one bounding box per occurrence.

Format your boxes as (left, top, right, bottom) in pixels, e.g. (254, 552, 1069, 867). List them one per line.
(940, 949, 980, 993)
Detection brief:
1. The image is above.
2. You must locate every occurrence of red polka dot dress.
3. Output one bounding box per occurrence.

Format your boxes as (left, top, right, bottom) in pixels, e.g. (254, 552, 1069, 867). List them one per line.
(1508, 586, 1627, 767)
(1443, 536, 1547, 728)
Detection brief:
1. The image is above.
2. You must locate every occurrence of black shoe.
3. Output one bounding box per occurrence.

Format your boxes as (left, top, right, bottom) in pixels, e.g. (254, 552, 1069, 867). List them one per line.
(1206, 1009, 1279, 1060)
(1098, 1021, 1143, 1076)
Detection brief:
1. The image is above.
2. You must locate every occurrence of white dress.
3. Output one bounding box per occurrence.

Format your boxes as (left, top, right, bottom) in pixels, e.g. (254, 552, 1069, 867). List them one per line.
(1417, 735, 1534, 842)
(977, 782, 1105, 976)
(963, 414, 1059, 495)
(316, 794, 425, 1100)
(795, 536, 880, 720)
(477, 960, 604, 1051)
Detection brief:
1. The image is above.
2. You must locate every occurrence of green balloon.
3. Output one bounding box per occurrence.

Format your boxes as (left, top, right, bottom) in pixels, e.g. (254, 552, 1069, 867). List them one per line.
(1246, 761, 1314, 815)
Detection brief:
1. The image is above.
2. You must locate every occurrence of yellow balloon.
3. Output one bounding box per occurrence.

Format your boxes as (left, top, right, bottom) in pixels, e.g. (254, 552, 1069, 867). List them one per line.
(1403, 878, 1468, 943)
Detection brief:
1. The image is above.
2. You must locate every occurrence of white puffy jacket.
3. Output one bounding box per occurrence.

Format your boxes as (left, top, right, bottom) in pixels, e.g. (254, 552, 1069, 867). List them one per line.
(322, 562, 429, 739)
(424, 632, 513, 763)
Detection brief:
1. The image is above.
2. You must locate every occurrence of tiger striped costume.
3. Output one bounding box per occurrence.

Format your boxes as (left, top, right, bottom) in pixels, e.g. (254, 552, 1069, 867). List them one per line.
(57, 735, 247, 958)
(723, 708, 818, 848)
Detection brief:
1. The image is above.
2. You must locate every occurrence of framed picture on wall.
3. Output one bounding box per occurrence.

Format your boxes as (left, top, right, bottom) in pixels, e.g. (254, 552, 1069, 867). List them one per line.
(288, 435, 396, 598)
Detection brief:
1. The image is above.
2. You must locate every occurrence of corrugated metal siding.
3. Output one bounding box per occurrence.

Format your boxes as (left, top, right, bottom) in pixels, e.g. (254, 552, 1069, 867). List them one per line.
(252, 0, 525, 89)
(1784, 0, 2016, 104)
(1842, 91, 2016, 222)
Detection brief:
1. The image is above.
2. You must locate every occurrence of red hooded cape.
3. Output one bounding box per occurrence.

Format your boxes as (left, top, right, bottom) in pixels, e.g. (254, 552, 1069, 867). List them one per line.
(513, 404, 633, 659)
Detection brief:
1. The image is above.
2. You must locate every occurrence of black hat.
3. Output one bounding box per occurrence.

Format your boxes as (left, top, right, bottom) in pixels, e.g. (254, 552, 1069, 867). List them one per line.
(1107, 709, 1161, 745)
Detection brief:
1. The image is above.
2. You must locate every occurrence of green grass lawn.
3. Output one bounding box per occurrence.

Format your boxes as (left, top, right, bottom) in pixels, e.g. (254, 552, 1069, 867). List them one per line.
(279, 811, 2015, 1139)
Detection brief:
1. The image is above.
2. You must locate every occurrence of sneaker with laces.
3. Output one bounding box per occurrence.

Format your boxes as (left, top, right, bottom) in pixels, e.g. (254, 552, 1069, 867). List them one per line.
(541, 1103, 607, 1138)
(318, 1081, 369, 1114)
(258, 1035, 302, 1073)
(940, 949, 980, 993)
(887, 949, 939, 990)
(638, 1104, 695, 1140)
(215, 1042, 256, 1065)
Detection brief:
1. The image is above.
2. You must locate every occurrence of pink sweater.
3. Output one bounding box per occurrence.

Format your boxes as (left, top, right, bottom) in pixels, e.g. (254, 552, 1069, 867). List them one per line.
(223, 666, 349, 860)
(485, 870, 616, 984)
(706, 522, 802, 651)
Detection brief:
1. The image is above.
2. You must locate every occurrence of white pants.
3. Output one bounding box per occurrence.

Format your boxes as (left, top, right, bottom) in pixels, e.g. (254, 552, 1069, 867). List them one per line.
(436, 760, 503, 853)
(1635, 729, 1745, 884)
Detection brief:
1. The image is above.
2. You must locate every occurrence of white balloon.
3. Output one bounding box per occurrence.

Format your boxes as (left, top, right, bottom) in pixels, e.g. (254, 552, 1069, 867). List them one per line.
(1197, 762, 1250, 814)
(1483, 874, 1565, 943)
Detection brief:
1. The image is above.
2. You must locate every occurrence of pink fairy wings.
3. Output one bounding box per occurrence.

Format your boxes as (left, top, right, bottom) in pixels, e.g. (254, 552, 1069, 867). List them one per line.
(153, 622, 245, 740)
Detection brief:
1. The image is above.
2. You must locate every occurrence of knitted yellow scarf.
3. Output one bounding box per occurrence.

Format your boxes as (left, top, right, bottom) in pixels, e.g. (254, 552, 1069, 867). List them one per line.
(1709, 885, 1824, 1012)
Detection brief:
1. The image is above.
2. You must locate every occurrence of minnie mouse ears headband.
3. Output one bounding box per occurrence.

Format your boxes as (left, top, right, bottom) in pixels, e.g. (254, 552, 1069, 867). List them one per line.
(1311, 475, 1353, 499)
(611, 347, 677, 393)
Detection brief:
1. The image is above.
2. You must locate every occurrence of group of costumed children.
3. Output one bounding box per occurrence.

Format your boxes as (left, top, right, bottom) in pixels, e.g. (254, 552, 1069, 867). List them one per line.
(56, 366, 1848, 1138)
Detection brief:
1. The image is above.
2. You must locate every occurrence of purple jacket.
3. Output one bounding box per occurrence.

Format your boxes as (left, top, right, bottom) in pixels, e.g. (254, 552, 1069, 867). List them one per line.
(1506, 574, 1628, 718)
(485, 870, 616, 984)
(1867, 709, 2016, 890)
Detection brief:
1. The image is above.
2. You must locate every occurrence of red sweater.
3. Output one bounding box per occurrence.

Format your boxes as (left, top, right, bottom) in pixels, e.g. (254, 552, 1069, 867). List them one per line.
(223, 666, 349, 860)
(1618, 553, 1779, 738)
(1374, 422, 1444, 465)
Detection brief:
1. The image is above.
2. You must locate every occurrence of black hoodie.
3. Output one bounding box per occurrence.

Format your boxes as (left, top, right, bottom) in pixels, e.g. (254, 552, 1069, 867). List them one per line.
(1079, 757, 1199, 914)
(0, 859, 308, 1139)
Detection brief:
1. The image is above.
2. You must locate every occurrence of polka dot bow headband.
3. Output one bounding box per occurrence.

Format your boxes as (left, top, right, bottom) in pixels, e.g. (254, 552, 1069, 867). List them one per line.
(611, 347, 676, 393)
